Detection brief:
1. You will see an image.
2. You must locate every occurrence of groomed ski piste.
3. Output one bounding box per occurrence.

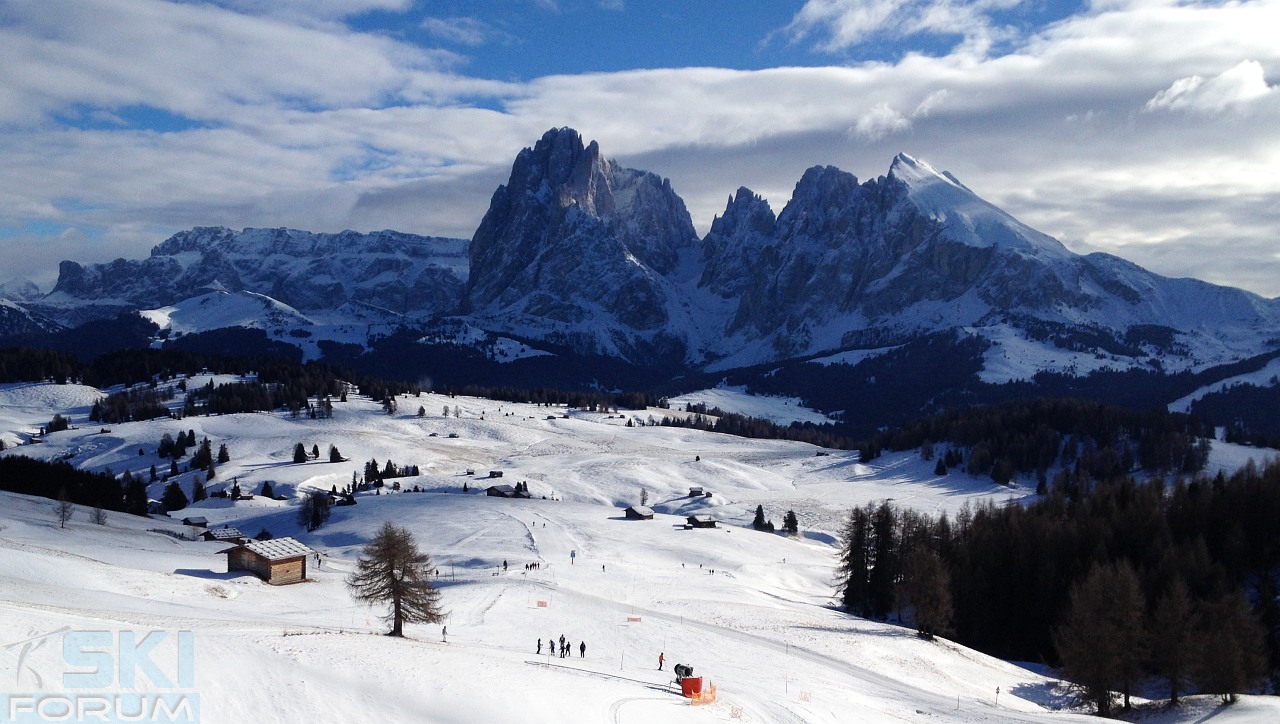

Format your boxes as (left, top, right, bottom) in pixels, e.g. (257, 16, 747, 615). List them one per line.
(2, 380, 1277, 723)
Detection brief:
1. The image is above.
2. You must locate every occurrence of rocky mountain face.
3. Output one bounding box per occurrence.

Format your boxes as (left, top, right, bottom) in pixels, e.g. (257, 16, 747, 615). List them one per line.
(696, 153, 1279, 370)
(464, 128, 700, 360)
(13, 128, 1280, 380)
(37, 227, 468, 325)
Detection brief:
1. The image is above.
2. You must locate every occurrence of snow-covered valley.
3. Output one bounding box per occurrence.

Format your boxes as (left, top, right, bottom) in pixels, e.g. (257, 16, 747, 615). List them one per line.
(1, 381, 1277, 723)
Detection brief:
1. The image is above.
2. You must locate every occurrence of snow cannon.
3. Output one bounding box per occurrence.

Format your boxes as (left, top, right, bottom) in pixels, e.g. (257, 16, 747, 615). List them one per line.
(673, 663, 693, 681)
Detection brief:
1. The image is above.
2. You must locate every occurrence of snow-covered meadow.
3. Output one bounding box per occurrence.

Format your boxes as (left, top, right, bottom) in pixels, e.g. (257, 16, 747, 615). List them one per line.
(1, 381, 1276, 723)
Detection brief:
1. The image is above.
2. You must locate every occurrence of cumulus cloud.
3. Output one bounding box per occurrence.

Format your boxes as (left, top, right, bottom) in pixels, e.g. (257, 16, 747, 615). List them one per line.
(851, 102, 911, 141)
(1144, 60, 1276, 113)
(780, 0, 1027, 55)
(3, 0, 1280, 298)
(0, 0, 477, 126)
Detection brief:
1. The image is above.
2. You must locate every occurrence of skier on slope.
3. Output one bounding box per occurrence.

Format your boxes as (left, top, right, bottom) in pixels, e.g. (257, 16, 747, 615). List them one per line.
(658, 652, 664, 670)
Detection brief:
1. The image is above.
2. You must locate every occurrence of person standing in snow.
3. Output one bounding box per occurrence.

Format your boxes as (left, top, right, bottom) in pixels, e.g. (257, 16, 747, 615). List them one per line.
(537, 638, 542, 654)
(442, 626, 447, 643)
(579, 641, 586, 658)
(658, 652, 664, 670)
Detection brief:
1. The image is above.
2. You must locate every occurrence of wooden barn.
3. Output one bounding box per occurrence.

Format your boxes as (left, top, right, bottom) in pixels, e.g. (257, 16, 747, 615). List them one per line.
(201, 527, 244, 543)
(486, 484, 516, 497)
(688, 487, 703, 497)
(182, 516, 208, 527)
(222, 537, 313, 585)
(687, 515, 717, 529)
(625, 505, 654, 520)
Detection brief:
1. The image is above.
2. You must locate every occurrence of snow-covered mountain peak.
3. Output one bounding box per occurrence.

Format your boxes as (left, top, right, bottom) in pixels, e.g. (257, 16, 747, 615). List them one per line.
(140, 289, 314, 335)
(887, 152, 955, 189)
(886, 153, 1071, 259)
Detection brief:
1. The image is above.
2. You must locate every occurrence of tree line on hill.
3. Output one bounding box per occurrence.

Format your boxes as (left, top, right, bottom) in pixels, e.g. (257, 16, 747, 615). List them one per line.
(658, 398, 1216, 490)
(862, 397, 1214, 483)
(0, 455, 148, 515)
(836, 459, 1280, 713)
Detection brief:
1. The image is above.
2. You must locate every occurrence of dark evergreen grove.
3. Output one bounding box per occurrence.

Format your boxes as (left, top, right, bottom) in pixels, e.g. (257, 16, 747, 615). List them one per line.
(836, 459, 1280, 709)
(664, 397, 1215, 481)
(0, 455, 138, 514)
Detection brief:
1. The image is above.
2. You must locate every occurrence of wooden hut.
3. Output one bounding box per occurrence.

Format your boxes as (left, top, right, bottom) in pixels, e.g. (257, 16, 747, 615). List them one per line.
(687, 515, 717, 529)
(486, 484, 516, 498)
(202, 527, 244, 543)
(182, 516, 208, 527)
(222, 537, 313, 585)
(624, 505, 654, 520)
(688, 487, 704, 497)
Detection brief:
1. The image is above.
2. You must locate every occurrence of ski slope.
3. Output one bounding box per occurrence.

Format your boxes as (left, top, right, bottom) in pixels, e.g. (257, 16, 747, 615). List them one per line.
(1, 382, 1277, 723)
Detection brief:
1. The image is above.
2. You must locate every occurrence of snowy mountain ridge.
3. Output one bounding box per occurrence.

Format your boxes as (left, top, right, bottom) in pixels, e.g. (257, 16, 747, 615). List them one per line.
(10, 127, 1280, 381)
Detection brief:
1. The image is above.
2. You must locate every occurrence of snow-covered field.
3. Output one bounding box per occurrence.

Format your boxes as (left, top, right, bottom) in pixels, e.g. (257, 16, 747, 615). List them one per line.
(669, 386, 835, 426)
(2, 382, 1276, 723)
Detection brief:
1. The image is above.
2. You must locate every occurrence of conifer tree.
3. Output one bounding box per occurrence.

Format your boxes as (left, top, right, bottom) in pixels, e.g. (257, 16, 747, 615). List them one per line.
(900, 548, 952, 639)
(161, 481, 189, 512)
(298, 490, 331, 532)
(1194, 590, 1268, 704)
(1149, 578, 1196, 705)
(293, 443, 308, 464)
(1054, 561, 1147, 715)
(838, 505, 872, 616)
(346, 522, 444, 637)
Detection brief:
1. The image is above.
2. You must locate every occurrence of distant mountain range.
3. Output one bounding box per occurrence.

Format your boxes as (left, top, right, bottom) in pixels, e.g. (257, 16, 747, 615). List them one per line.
(6, 127, 1279, 433)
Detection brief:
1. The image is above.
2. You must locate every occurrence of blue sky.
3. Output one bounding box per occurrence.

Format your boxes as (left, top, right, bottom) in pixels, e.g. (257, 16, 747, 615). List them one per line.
(1, 0, 1278, 298)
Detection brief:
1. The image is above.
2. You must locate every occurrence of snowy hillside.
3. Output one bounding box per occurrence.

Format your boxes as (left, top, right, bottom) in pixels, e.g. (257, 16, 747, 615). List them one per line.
(3, 381, 1278, 723)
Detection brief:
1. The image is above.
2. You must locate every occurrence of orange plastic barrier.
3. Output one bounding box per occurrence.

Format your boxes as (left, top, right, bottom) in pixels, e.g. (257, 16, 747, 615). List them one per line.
(680, 677, 703, 698)
(691, 682, 717, 705)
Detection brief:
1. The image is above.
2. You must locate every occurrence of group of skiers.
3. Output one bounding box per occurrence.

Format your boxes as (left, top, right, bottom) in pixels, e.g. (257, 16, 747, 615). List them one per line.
(538, 634, 585, 658)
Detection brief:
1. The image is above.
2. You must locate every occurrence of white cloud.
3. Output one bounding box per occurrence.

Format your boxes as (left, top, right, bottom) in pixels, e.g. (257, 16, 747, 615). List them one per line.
(0, 0, 474, 126)
(3, 0, 1280, 299)
(422, 17, 495, 47)
(851, 102, 911, 140)
(212, 0, 413, 21)
(780, 0, 1028, 55)
(1144, 60, 1276, 113)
